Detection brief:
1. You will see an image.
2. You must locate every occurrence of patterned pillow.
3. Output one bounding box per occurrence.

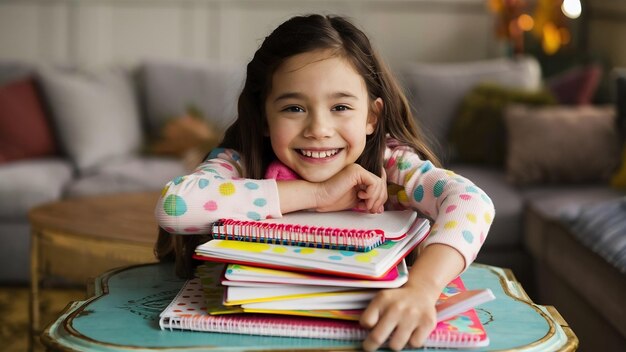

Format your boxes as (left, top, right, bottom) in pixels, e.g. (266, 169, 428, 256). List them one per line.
(505, 105, 621, 185)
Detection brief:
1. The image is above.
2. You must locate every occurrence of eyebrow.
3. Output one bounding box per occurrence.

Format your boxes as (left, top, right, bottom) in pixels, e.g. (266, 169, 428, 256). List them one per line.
(273, 91, 359, 103)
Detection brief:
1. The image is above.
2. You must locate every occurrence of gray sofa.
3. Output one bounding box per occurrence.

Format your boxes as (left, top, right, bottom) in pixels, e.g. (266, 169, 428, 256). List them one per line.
(0, 56, 624, 350)
(401, 58, 625, 350)
(0, 60, 245, 283)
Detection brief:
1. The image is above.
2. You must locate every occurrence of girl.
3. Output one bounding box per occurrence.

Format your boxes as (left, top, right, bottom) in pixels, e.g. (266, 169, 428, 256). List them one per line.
(155, 14, 495, 352)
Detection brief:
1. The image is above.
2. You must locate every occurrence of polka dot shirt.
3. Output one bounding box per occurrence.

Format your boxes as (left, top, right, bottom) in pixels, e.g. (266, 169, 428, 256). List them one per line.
(155, 140, 495, 270)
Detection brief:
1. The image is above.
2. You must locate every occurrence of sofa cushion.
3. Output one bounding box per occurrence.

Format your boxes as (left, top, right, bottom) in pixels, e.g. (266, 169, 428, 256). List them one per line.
(401, 56, 542, 161)
(506, 105, 621, 185)
(449, 164, 523, 248)
(141, 60, 245, 138)
(522, 185, 624, 220)
(0, 78, 58, 163)
(524, 206, 626, 344)
(561, 197, 626, 273)
(0, 158, 73, 219)
(449, 84, 555, 165)
(64, 156, 186, 198)
(38, 67, 143, 173)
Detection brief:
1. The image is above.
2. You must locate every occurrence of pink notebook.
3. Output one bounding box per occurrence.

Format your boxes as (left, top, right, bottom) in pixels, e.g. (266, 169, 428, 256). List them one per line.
(160, 272, 491, 348)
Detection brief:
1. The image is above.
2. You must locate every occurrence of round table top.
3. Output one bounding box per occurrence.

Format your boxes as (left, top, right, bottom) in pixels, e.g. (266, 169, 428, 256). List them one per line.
(28, 192, 161, 244)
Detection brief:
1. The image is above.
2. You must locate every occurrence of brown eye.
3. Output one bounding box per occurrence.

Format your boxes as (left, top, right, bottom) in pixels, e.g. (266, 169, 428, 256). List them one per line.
(332, 105, 351, 112)
(283, 106, 304, 113)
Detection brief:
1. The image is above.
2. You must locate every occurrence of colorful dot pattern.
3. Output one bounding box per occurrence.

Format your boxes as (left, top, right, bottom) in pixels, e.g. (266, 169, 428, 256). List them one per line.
(207, 239, 396, 267)
(156, 148, 281, 234)
(384, 141, 495, 269)
(166, 278, 207, 314)
(157, 141, 495, 270)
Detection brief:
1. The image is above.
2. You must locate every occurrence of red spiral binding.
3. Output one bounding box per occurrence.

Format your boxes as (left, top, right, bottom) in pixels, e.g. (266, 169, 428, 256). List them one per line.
(213, 218, 384, 250)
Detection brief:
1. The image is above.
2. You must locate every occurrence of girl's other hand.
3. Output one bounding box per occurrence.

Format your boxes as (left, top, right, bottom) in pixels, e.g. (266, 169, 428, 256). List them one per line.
(359, 282, 440, 351)
(314, 164, 387, 213)
(355, 168, 387, 213)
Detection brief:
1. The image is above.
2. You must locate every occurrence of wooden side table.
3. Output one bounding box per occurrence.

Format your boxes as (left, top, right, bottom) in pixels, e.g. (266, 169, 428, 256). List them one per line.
(42, 262, 578, 351)
(28, 192, 161, 349)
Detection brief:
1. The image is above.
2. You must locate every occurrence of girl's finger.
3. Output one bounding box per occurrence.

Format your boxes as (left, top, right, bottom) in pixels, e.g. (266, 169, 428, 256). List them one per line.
(387, 320, 417, 351)
(363, 309, 400, 352)
(370, 182, 387, 212)
(377, 181, 388, 208)
(408, 324, 434, 349)
(367, 182, 386, 213)
(359, 301, 380, 329)
(362, 183, 380, 210)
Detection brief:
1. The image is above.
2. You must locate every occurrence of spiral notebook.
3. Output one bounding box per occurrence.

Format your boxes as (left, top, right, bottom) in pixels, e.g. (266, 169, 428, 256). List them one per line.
(160, 275, 491, 348)
(195, 217, 430, 279)
(211, 209, 418, 251)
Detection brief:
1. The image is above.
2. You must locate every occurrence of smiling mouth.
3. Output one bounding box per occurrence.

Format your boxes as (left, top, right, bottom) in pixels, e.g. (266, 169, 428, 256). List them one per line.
(297, 148, 341, 159)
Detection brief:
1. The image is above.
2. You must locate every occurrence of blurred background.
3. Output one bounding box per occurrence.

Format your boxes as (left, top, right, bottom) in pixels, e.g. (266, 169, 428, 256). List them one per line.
(1, 0, 625, 351)
(0, 0, 624, 74)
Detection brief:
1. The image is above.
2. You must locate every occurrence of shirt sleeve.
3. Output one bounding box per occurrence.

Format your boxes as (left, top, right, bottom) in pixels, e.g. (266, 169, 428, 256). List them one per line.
(384, 142, 496, 270)
(155, 148, 283, 234)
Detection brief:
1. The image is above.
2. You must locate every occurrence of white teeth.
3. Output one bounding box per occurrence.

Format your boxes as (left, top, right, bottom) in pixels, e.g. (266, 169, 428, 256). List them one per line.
(299, 149, 339, 158)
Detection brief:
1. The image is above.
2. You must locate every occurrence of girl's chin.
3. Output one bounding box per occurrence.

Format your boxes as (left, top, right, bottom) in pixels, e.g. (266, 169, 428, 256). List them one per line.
(298, 169, 338, 183)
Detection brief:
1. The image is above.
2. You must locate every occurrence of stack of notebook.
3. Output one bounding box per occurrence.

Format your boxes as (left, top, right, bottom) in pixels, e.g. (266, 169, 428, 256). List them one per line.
(160, 210, 494, 348)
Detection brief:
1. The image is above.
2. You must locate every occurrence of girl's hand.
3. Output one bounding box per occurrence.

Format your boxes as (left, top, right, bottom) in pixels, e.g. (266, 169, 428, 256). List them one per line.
(314, 164, 387, 213)
(359, 282, 440, 351)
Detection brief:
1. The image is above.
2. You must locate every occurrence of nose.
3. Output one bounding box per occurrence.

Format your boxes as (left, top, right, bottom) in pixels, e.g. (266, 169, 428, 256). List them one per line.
(303, 109, 334, 139)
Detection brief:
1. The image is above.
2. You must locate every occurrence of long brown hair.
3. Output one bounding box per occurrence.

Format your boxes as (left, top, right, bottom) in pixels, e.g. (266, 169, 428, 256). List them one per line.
(223, 14, 439, 177)
(156, 14, 440, 278)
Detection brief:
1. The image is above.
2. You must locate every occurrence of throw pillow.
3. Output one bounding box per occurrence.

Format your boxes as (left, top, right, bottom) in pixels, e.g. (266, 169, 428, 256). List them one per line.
(38, 67, 143, 173)
(448, 83, 556, 165)
(0, 78, 58, 163)
(148, 106, 221, 171)
(505, 105, 621, 186)
(401, 56, 542, 161)
(141, 60, 245, 139)
(545, 63, 603, 105)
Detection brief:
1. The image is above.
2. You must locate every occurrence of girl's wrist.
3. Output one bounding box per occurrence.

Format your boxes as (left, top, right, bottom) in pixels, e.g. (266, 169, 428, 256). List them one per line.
(403, 278, 444, 303)
(403, 245, 465, 301)
(277, 179, 318, 213)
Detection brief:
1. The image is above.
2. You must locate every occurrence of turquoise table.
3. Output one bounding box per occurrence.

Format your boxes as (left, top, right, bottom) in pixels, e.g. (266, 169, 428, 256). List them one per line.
(42, 262, 578, 351)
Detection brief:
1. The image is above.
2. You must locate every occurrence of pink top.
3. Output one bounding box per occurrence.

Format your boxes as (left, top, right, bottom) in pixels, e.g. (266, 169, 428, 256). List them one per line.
(155, 139, 495, 269)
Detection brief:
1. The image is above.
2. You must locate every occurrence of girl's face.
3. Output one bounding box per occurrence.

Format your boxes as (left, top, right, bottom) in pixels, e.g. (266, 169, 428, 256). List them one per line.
(265, 49, 380, 182)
